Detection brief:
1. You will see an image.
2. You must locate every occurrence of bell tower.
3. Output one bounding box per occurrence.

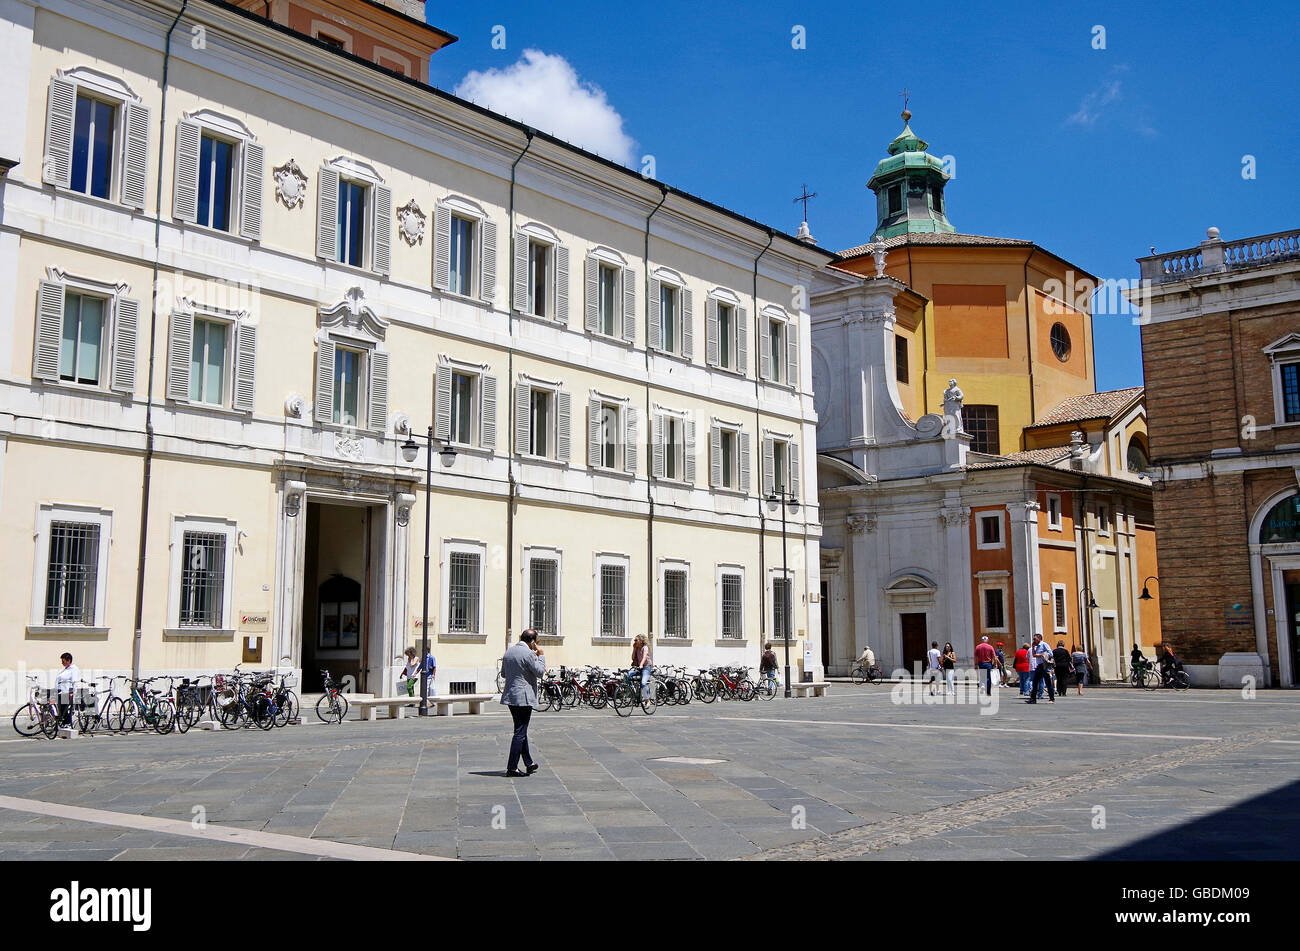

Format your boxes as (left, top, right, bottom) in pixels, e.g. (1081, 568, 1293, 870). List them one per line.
(866, 108, 956, 240)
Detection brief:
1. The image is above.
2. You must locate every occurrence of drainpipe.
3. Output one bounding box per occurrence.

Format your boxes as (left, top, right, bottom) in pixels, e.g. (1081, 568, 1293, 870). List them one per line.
(131, 0, 189, 681)
(752, 229, 775, 659)
(503, 130, 533, 654)
(643, 185, 669, 646)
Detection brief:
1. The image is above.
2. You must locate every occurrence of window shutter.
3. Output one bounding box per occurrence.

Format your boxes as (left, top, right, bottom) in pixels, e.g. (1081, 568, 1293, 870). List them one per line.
(238, 141, 264, 241)
(121, 101, 150, 211)
(622, 267, 636, 342)
(165, 307, 194, 402)
(681, 288, 694, 359)
(33, 279, 65, 382)
(786, 317, 799, 390)
(647, 277, 661, 350)
(705, 298, 719, 366)
(316, 167, 339, 260)
(556, 390, 571, 462)
(479, 373, 497, 450)
(739, 431, 751, 495)
(709, 424, 722, 488)
(624, 408, 639, 474)
(588, 397, 601, 466)
(684, 418, 696, 483)
(554, 245, 570, 322)
(651, 413, 665, 478)
(480, 219, 498, 301)
(372, 184, 392, 276)
(514, 381, 531, 455)
(367, 350, 389, 431)
(584, 256, 599, 332)
(173, 120, 202, 223)
(759, 321, 772, 380)
(43, 78, 76, 188)
(232, 322, 257, 412)
(789, 441, 800, 500)
(736, 306, 749, 376)
(512, 231, 528, 312)
(314, 339, 335, 423)
(109, 298, 138, 394)
(434, 363, 452, 441)
(432, 202, 451, 290)
(762, 437, 774, 497)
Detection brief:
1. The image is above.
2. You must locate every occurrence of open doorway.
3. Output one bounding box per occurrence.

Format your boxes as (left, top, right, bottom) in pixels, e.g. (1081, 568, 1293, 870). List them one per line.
(900, 612, 928, 676)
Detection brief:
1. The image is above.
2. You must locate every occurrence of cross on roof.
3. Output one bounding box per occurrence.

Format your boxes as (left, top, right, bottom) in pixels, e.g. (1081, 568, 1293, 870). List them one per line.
(793, 184, 817, 221)
(900, 88, 911, 112)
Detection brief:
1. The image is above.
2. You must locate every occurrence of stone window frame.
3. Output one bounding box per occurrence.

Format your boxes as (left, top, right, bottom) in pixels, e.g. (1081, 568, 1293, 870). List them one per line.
(716, 563, 746, 644)
(164, 514, 238, 637)
(976, 570, 1011, 635)
(1045, 492, 1063, 532)
(27, 502, 114, 634)
(592, 551, 632, 644)
(439, 537, 486, 641)
(976, 510, 1005, 550)
(522, 545, 563, 642)
(1051, 583, 1069, 634)
(1264, 334, 1300, 427)
(767, 566, 796, 644)
(658, 557, 692, 643)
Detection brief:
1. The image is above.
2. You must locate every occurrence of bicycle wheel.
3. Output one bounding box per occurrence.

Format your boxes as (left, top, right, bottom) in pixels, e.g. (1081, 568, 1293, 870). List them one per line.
(613, 685, 633, 717)
(275, 691, 298, 727)
(868, 666, 884, 685)
(220, 700, 246, 729)
(1143, 668, 1161, 690)
(737, 681, 756, 702)
(559, 682, 579, 709)
(640, 690, 657, 715)
(13, 703, 44, 737)
(696, 679, 717, 703)
(120, 700, 143, 733)
(754, 678, 776, 701)
(153, 700, 176, 735)
(851, 665, 867, 685)
(314, 694, 337, 723)
(587, 684, 608, 709)
(1172, 671, 1191, 691)
(254, 698, 276, 730)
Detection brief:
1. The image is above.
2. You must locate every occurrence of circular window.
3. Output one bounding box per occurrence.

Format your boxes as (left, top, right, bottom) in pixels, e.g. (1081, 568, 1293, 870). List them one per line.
(1050, 323, 1071, 361)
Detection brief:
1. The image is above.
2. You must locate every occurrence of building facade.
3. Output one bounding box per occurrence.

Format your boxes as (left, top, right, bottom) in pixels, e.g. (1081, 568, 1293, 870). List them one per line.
(1137, 226, 1300, 687)
(0, 0, 831, 700)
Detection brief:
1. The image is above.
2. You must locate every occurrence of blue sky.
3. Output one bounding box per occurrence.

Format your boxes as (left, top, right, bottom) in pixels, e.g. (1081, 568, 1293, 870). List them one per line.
(425, 1, 1299, 391)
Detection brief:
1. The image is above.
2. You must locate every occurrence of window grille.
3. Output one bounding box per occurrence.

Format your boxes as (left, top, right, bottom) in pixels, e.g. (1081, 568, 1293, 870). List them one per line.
(600, 563, 626, 637)
(529, 558, 558, 636)
(448, 551, 481, 633)
(663, 569, 687, 638)
(44, 522, 100, 625)
(448, 680, 476, 695)
(772, 576, 792, 640)
(180, 530, 227, 628)
(1054, 589, 1067, 630)
(962, 404, 1001, 455)
(721, 573, 743, 638)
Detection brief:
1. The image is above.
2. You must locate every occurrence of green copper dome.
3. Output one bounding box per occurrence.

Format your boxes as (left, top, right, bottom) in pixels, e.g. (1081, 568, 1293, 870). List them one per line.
(867, 111, 956, 240)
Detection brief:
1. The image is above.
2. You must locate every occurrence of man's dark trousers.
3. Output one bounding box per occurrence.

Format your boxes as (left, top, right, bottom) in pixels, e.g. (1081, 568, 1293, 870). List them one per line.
(507, 704, 535, 772)
(1028, 665, 1055, 702)
(978, 661, 994, 695)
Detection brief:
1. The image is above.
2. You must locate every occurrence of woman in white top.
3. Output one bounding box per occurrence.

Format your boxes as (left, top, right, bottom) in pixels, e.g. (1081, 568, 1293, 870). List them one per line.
(398, 647, 420, 696)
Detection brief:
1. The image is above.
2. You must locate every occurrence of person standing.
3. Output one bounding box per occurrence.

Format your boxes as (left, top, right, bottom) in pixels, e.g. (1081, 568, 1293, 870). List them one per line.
(1052, 640, 1072, 700)
(942, 642, 957, 696)
(423, 648, 437, 697)
(1071, 644, 1091, 696)
(55, 652, 80, 727)
(632, 635, 652, 701)
(994, 641, 1009, 686)
(974, 636, 997, 696)
(1026, 633, 1055, 704)
(499, 630, 545, 777)
(926, 642, 943, 695)
(398, 647, 420, 696)
(760, 642, 779, 692)
(1013, 643, 1031, 694)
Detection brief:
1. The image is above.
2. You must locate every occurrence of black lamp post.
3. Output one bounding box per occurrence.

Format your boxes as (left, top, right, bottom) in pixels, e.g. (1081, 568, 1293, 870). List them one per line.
(401, 426, 456, 716)
(767, 489, 800, 698)
(1139, 576, 1159, 601)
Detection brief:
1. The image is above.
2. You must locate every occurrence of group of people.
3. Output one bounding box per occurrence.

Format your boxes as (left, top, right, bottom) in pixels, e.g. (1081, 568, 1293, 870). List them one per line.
(1131, 643, 1185, 686)
(1008, 633, 1093, 702)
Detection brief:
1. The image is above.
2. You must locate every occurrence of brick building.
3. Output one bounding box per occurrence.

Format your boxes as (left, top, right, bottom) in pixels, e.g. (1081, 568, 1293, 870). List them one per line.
(1136, 227, 1300, 687)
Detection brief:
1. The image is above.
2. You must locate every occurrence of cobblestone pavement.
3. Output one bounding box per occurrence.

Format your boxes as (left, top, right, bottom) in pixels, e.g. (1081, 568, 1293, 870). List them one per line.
(1, 686, 1297, 860)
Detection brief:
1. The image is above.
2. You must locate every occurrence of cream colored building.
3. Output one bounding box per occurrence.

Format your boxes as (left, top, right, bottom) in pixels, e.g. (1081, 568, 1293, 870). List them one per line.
(0, 0, 831, 700)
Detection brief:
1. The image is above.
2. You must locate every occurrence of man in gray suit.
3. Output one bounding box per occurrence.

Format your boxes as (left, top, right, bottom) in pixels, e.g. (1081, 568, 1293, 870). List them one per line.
(499, 629, 546, 777)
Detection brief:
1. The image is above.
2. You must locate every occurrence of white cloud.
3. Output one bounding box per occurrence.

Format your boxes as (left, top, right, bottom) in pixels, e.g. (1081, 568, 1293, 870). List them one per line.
(1066, 79, 1123, 127)
(454, 50, 636, 165)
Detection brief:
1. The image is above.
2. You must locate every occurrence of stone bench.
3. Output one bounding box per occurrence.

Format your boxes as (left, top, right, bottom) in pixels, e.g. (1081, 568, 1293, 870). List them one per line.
(352, 693, 496, 721)
(788, 681, 831, 698)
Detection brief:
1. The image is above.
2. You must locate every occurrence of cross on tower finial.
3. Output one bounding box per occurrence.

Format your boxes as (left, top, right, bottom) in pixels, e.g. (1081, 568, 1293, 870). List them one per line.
(900, 87, 912, 122)
(793, 184, 818, 222)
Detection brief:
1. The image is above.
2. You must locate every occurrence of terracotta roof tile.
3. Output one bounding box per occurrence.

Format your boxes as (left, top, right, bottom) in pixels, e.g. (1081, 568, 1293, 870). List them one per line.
(1029, 387, 1144, 428)
(837, 232, 1034, 259)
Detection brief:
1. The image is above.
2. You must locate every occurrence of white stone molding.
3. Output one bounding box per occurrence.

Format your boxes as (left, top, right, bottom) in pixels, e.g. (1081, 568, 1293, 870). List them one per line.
(390, 412, 410, 436)
(845, 513, 876, 535)
(939, 505, 970, 528)
(319, 286, 389, 343)
(284, 393, 306, 418)
(335, 435, 364, 462)
(395, 492, 416, 527)
(55, 65, 141, 102)
(273, 159, 308, 209)
(283, 480, 306, 516)
(396, 198, 426, 246)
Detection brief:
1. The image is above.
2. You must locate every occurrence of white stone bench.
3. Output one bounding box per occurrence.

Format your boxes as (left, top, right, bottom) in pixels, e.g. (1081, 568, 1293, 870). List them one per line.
(353, 693, 496, 721)
(789, 681, 831, 698)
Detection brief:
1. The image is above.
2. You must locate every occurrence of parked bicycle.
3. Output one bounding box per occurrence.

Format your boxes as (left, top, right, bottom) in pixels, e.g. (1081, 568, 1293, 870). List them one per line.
(12, 676, 59, 738)
(315, 669, 349, 723)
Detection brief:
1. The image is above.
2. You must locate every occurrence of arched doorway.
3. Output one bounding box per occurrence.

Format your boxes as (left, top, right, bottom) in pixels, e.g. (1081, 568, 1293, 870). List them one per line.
(1251, 491, 1300, 687)
(885, 572, 938, 676)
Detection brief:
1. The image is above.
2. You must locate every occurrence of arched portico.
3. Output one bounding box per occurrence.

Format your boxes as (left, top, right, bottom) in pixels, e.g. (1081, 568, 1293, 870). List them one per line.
(1250, 490, 1300, 686)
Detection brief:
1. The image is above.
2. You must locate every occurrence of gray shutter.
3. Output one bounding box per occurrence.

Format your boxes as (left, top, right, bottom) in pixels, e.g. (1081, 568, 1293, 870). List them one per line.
(479, 373, 497, 450)
(739, 431, 751, 495)
(173, 120, 202, 223)
(514, 381, 530, 455)
(432, 203, 451, 290)
(33, 279, 65, 382)
(786, 318, 799, 390)
(480, 218, 497, 301)
(651, 414, 664, 479)
(789, 441, 801, 500)
(555, 245, 570, 322)
(513, 231, 528, 312)
(705, 297, 719, 366)
(109, 297, 139, 394)
(314, 339, 335, 423)
(556, 390, 571, 462)
(372, 184, 392, 275)
(736, 306, 749, 376)
(681, 288, 694, 360)
(762, 437, 774, 497)
(588, 396, 601, 466)
(759, 319, 772, 381)
(684, 418, 696, 484)
(434, 363, 452, 441)
(121, 101, 150, 210)
(43, 78, 76, 188)
(584, 256, 598, 332)
(647, 277, 660, 350)
(622, 267, 636, 342)
(232, 322, 257, 412)
(624, 408, 638, 474)
(709, 424, 722, 488)
(316, 167, 339, 260)
(367, 349, 389, 431)
(238, 141, 264, 240)
(165, 307, 194, 402)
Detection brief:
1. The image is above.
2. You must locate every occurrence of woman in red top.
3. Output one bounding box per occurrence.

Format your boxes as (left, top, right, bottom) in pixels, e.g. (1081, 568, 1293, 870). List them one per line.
(1013, 643, 1031, 696)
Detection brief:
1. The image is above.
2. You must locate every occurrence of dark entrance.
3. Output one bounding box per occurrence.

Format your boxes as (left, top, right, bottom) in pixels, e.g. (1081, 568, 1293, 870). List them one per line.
(900, 612, 928, 677)
(301, 501, 374, 692)
(820, 581, 831, 673)
(1287, 576, 1300, 687)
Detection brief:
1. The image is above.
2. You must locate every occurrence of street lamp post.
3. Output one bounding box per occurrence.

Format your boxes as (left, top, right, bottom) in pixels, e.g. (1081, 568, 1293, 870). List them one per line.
(1138, 576, 1159, 601)
(767, 490, 800, 698)
(402, 427, 456, 716)
(1078, 585, 1098, 665)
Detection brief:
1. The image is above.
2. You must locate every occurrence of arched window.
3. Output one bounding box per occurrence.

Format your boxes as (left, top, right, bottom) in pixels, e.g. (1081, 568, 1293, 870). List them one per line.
(1259, 493, 1300, 545)
(1126, 436, 1149, 473)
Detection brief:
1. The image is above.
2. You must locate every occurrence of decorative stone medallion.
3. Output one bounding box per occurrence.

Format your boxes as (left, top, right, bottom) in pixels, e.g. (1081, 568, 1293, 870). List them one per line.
(396, 199, 426, 246)
(273, 159, 308, 209)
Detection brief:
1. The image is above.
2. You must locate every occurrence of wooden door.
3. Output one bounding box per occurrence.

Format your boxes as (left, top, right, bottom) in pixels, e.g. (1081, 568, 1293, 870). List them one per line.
(900, 613, 927, 677)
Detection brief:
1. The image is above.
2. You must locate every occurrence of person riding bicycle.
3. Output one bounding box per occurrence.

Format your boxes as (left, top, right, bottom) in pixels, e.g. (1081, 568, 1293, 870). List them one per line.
(856, 645, 876, 671)
(760, 642, 779, 689)
(1158, 645, 1183, 686)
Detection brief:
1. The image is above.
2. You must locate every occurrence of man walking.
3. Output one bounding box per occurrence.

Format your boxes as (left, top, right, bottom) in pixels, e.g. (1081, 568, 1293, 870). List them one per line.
(1025, 633, 1056, 704)
(926, 641, 942, 695)
(499, 629, 545, 777)
(995, 642, 1008, 686)
(974, 636, 997, 696)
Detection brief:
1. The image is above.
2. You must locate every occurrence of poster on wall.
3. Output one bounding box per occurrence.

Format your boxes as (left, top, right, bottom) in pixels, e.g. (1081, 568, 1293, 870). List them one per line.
(340, 601, 360, 648)
(319, 609, 340, 649)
